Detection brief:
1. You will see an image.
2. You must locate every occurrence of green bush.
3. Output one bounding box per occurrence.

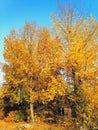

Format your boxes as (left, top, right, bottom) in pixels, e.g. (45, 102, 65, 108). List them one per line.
(6, 110, 27, 122)
(15, 110, 26, 122)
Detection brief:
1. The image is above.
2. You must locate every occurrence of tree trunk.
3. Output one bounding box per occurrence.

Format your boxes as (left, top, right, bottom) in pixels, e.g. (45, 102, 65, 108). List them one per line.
(30, 102, 34, 124)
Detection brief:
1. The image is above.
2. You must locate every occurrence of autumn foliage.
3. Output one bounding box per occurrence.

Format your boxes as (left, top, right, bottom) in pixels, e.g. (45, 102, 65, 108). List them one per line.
(0, 5, 98, 129)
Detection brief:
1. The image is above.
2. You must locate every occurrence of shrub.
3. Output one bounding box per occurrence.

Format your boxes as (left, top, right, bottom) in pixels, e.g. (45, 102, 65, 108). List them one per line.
(15, 110, 26, 122)
(6, 110, 26, 122)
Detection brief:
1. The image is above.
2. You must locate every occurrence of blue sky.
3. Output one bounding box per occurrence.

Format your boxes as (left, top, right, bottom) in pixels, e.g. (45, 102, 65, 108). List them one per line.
(0, 0, 98, 83)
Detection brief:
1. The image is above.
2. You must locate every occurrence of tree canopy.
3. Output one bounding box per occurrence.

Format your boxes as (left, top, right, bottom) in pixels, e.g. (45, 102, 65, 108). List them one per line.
(1, 5, 98, 129)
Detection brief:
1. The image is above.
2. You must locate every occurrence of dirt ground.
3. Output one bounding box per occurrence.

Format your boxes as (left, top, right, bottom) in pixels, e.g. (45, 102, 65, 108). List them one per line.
(0, 120, 25, 130)
(0, 120, 64, 130)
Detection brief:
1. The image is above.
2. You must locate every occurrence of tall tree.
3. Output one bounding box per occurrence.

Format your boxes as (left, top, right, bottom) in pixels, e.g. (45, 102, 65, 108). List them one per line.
(3, 23, 66, 123)
(52, 4, 98, 128)
(3, 23, 41, 123)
